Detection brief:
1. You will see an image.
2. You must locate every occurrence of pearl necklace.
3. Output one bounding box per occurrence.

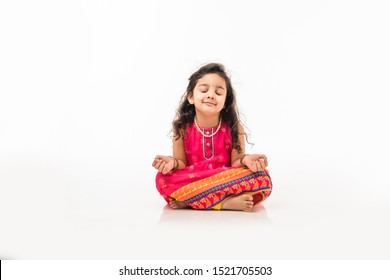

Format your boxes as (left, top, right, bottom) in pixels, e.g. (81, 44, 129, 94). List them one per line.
(194, 117, 222, 137)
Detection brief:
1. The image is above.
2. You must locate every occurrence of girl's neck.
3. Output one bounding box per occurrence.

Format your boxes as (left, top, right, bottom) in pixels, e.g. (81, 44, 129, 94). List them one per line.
(194, 113, 220, 128)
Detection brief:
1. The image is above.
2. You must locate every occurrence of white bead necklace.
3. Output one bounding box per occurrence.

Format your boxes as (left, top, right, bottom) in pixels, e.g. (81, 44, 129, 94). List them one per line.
(194, 117, 222, 137)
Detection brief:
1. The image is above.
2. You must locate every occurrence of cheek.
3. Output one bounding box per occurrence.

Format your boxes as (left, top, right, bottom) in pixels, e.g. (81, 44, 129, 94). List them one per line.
(192, 92, 202, 102)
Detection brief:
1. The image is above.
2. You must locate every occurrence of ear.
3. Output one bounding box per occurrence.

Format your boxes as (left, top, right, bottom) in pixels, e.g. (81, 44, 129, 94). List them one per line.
(187, 93, 194, 104)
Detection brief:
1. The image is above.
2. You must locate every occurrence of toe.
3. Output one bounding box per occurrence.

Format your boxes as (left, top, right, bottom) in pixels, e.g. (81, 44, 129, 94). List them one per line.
(171, 204, 178, 209)
(245, 205, 254, 212)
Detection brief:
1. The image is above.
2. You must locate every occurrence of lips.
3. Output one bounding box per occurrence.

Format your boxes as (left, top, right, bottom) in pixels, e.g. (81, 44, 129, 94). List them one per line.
(203, 102, 216, 106)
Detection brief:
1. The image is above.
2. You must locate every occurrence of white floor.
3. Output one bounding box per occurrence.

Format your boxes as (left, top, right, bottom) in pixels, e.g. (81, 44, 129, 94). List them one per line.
(1, 157, 389, 260)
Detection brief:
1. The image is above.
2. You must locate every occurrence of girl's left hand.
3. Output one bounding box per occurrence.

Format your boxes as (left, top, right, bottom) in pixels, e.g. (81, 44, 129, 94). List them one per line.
(242, 154, 268, 172)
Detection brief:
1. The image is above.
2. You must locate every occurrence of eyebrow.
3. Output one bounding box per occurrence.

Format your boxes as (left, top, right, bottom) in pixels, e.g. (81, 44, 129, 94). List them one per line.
(198, 83, 226, 91)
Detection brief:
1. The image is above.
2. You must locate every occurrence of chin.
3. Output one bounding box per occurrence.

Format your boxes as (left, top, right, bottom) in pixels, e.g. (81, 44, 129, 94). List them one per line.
(199, 110, 222, 116)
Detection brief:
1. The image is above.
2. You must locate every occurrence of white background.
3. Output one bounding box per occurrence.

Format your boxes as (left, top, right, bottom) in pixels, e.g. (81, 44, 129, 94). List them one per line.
(1, 0, 389, 259)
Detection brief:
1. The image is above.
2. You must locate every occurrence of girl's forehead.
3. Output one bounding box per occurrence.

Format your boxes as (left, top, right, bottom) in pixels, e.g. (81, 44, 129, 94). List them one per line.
(196, 73, 226, 88)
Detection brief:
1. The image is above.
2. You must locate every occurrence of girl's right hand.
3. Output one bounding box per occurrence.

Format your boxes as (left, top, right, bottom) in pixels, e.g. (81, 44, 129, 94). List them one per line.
(152, 155, 176, 174)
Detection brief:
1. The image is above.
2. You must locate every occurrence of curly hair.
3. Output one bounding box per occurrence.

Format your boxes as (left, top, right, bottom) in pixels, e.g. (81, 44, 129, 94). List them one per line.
(172, 63, 249, 154)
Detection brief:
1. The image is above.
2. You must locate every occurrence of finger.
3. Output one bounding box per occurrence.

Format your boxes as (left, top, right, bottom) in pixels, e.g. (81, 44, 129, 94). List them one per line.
(163, 164, 171, 174)
(260, 161, 264, 171)
(152, 158, 161, 167)
(162, 162, 168, 172)
(158, 162, 166, 172)
(155, 159, 164, 169)
(259, 159, 266, 170)
(161, 163, 168, 173)
(154, 155, 168, 162)
(256, 155, 267, 161)
(153, 156, 162, 165)
(257, 160, 264, 171)
(162, 161, 172, 174)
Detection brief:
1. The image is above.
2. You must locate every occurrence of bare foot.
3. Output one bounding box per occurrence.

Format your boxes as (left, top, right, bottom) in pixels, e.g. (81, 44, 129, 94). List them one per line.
(169, 198, 188, 209)
(221, 194, 254, 212)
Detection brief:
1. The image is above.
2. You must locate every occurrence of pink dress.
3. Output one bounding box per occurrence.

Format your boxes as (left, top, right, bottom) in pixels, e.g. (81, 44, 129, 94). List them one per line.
(156, 121, 272, 210)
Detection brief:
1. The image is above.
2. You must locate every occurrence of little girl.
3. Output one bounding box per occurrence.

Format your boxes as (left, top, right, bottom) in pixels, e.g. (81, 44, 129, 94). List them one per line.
(152, 63, 272, 211)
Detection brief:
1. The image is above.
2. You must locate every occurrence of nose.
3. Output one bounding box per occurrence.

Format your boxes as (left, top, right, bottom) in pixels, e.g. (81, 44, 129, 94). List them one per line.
(206, 90, 215, 99)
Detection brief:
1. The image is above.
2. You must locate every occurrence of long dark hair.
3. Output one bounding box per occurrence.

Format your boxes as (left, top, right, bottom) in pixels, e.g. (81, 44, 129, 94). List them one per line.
(172, 63, 249, 154)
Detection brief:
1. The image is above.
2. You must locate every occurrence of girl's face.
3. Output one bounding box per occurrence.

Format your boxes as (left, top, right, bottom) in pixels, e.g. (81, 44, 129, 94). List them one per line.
(188, 73, 227, 117)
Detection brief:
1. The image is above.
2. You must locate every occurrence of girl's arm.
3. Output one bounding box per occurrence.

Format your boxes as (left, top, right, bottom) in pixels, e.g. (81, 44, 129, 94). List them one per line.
(172, 130, 187, 170)
(231, 122, 246, 167)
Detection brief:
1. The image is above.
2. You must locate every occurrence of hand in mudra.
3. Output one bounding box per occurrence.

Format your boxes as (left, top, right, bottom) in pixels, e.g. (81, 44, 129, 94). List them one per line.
(152, 155, 176, 174)
(242, 154, 268, 172)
